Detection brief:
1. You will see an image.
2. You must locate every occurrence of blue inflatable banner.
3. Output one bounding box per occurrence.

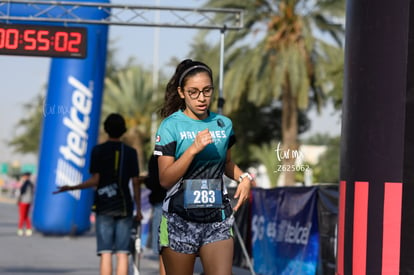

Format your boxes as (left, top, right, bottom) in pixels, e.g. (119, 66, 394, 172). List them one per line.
(0, 0, 110, 234)
(35, 1, 109, 235)
(251, 187, 319, 275)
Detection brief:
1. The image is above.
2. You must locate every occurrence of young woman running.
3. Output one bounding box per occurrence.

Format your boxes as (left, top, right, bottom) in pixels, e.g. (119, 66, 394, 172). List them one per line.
(154, 59, 252, 275)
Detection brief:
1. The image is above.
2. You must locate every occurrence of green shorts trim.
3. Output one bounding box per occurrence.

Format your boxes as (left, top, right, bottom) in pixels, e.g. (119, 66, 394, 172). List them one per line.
(159, 214, 169, 248)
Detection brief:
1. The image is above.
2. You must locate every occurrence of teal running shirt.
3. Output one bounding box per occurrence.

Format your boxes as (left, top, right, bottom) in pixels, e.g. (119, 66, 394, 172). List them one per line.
(154, 110, 236, 215)
(154, 110, 235, 180)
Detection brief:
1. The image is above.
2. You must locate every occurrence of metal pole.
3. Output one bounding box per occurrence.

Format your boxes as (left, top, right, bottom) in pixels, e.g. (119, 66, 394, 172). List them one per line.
(217, 26, 226, 114)
(152, 0, 160, 89)
(233, 221, 256, 275)
(151, 0, 160, 150)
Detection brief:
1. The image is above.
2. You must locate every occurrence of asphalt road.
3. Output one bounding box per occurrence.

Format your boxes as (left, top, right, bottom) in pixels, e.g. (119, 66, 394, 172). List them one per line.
(0, 195, 252, 275)
(0, 197, 161, 275)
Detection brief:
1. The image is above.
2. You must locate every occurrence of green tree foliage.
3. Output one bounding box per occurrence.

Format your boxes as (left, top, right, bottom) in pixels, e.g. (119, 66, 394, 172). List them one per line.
(8, 93, 44, 155)
(199, 0, 345, 185)
(102, 65, 164, 170)
(250, 141, 282, 188)
(230, 98, 310, 168)
(8, 45, 129, 156)
(312, 135, 340, 183)
(8, 46, 162, 172)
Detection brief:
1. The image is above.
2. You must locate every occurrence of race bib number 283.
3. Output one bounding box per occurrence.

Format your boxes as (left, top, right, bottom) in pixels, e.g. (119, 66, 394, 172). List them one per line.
(183, 179, 223, 209)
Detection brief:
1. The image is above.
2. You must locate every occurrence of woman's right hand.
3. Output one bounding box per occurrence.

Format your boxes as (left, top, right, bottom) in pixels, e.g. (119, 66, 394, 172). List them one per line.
(191, 128, 212, 154)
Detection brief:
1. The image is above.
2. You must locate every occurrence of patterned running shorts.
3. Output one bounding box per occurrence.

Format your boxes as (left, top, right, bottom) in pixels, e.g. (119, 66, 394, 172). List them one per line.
(159, 212, 234, 254)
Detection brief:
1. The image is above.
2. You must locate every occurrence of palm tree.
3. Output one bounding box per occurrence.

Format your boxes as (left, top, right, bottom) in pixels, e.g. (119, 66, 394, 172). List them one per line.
(201, 0, 345, 185)
(102, 65, 163, 171)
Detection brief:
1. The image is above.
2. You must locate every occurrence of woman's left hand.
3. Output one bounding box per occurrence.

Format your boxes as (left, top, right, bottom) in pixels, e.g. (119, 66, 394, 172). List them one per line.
(233, 179, 251, 212)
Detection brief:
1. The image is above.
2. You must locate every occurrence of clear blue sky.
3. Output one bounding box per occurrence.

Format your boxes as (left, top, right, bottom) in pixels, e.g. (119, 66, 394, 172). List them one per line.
(0, 0, 341, 166)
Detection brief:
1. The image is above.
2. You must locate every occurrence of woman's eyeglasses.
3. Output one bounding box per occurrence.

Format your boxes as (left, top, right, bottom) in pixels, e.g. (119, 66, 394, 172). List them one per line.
(185, 86, 214, 99)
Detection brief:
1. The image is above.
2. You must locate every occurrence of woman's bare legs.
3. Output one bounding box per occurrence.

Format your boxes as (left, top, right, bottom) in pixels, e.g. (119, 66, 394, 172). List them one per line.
(161, 247, 197, 275)
(199, 238, 234, 275)
(159, 255, 166, 275)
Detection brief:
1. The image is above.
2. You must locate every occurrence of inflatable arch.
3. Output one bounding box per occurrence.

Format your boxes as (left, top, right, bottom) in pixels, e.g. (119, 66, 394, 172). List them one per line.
(1, 0, 109, 234)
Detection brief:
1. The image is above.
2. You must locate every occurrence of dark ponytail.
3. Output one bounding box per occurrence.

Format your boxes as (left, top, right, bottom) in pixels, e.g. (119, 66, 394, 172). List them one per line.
(159, 59, 213, 118)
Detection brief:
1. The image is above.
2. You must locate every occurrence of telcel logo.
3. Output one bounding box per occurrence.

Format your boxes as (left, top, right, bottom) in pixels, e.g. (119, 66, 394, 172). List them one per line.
(59, 76, 92, 167)
(55, 76, 93, 199)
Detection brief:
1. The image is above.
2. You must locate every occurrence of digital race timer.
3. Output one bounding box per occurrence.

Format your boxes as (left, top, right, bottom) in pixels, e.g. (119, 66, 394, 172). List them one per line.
(0, 24, 87, 58)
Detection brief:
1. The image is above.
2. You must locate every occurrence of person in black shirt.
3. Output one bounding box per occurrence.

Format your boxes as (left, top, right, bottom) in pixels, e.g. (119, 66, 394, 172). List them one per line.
(54, 113, 142, 275)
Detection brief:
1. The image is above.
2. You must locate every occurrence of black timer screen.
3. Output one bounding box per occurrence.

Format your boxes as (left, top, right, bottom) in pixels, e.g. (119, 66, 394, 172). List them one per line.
(0, 24, 87, 58)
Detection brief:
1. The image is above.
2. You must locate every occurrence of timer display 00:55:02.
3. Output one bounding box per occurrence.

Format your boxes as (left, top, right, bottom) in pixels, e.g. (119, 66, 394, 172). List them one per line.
(0, 24, 87, 58)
